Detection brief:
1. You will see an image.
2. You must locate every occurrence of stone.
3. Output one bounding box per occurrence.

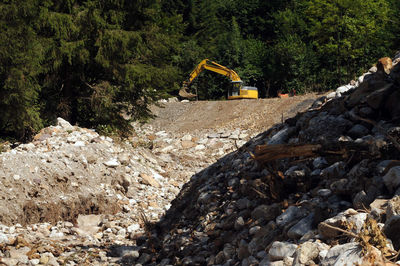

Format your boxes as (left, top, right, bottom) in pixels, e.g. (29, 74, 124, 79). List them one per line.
(369, 198, 388, 217)
(181, 140, 195, 149)
(377, 57, 393, 74)
(242, 256, 259, 266)
(259, 257, 271, 266)
(287, 213, 314, 239)
(234, 216, 245, 230)
(359, 106, 374, 117)
(140, 173, 161, 188)
(161, 145, 174, 153)
(73, 141, 85, 147)
(326, 92, 337, 99)
(369, 66, 378, 73)
(251, 203, 281, 221)
(57, 117, 74, 130)
(229, 134, 239, 140)
(137, 253, 152, 264)
(383, 166, 400, 193)
(276, 206, 305, 227)
(268, 127, 296, 145)
(30, 259, 40, 265)
(387, 196, 400, 220)
(285, 166, 306, 178)
(0, 232, 9, 244)
(353, 190, 369, 209)
(194, 144, 206, 151)
(49, 231, 64, 238)
(104, 158, 120, 167)
(220, 132, 231, 138)
(249, 226, 261, 235)
(320, 243, 363, 266)
(181, 134, 192, 141)
(384, 215, 400, 249)
(336, 85, 353, 94)
(223, 243, 235, 259)
(317, 189, 332, 197)
(236, 198, 251, 210)
(347, 124, 369, 139)
(384, 197, 400, 249)
(268, 241, 297, 261)
(366, 82, 395, 109)
(237, 240, 250, 259)
(292, 241, 319, 265)
(330, 178, 349, 193)
(76, 214, 102, 236)
(313, 157, 328, 169)
(239, 133, 249, 139)
(127, 223, 140, 233)
(256, 251, 268, 259)
(321, 161, 346, 179)
(167, 97, 178, 102)
(318, 209, 366, 239)
(208, 133, 220, 138)
(39, 255, 50, 265)
(117, 228, 126, 236)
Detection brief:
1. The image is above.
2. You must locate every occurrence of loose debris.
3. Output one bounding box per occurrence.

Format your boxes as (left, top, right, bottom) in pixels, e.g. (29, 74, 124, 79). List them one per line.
(2, 53, 400, 265)
(130, 53, 400, 265)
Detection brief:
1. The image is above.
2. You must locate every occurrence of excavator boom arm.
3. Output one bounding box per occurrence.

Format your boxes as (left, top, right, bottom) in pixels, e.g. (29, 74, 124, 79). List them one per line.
(186, 59, 242, 85)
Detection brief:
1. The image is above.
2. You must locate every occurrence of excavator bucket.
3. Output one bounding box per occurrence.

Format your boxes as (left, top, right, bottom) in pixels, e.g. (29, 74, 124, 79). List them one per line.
(179, 86, 197, 99)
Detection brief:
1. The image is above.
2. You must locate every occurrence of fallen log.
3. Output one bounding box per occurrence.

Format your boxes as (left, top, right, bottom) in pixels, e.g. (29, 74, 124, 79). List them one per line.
(254, 144, 322, 162)
(254, 142, 379, 163)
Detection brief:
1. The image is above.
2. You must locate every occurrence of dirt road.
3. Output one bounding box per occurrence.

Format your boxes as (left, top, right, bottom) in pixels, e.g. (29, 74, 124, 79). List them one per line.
(149, 93, 321, 135)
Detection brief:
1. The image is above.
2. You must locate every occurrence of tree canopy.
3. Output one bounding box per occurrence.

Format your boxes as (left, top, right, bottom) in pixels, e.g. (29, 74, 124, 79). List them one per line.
(0, 0, 399, 139)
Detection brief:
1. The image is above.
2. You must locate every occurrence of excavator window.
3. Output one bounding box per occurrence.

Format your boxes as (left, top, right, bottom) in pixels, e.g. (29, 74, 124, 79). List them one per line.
(229, 82, 242, 97)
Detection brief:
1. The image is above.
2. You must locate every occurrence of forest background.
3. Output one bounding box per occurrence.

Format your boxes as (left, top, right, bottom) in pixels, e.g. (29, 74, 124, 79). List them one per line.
(1, 0, 399, 140)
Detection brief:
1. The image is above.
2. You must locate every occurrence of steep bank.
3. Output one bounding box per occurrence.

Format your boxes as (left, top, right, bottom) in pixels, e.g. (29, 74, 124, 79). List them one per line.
(0, 94, 320, 265)
(134, 55, 400, 265)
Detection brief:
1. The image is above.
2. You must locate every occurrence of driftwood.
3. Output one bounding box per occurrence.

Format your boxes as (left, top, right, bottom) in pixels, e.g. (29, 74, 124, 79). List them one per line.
(254, 142, 376, 163)
(254, 144, 322, 162)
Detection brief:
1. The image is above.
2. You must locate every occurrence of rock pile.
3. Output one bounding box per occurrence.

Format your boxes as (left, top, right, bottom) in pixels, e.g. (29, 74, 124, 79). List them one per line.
(130, 54, 400, 265)
(2, 52, 400, 265)
(0, 116, 249, 264)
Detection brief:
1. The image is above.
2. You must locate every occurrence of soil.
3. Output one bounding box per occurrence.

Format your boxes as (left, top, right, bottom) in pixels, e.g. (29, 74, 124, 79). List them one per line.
(0, 94, 322, 226)
(149, 93, 321, 134)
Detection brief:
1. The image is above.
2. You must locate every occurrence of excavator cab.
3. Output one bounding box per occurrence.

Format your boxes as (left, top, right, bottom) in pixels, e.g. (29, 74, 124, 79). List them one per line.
(228, 81, 258, 100)
(229, 81, 242, 97)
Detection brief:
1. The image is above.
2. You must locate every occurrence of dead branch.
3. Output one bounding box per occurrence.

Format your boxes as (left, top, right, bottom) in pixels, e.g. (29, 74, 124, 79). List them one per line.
(254, 143, 322, 162)
(320, 222, 359, 239)
(254, 141, 376, 163)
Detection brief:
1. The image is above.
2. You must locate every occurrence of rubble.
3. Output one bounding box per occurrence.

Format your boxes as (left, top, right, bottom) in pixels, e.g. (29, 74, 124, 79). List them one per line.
(2, 54, 400, 265)
(0, 110, 254, 264)
(131, 54, 400, 265)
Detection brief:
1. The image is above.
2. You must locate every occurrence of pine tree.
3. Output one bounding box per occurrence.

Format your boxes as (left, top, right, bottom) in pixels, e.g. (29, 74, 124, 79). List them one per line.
(0, 0, 44, 139)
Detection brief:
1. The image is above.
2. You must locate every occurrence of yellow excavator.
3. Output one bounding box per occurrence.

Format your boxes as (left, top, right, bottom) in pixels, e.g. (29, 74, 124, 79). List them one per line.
(179, 59, 258, 100)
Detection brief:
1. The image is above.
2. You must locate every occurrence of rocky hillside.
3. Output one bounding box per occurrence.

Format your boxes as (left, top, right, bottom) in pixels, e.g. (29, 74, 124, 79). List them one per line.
(0, 94, 318, 264)
(1, 51, 400, 265)
(130, 54, 400, 265)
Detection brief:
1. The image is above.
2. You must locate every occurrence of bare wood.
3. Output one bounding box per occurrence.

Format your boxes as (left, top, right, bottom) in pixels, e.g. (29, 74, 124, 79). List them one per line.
(254, 144, 322, 162)
(254, 141, 376, 163)
(319, 222, 359, 239)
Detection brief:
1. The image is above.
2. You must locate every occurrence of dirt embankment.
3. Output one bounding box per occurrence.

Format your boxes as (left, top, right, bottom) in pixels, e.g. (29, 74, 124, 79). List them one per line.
(149, 93, 321, 134)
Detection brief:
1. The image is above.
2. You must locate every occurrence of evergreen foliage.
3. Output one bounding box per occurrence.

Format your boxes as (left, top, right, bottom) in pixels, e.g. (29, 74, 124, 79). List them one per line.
(0, 0, 399, 139)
